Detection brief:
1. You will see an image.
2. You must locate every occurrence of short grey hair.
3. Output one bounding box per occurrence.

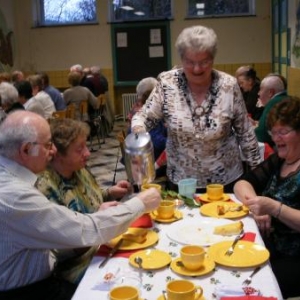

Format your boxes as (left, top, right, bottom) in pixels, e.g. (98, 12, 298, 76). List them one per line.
(136, 77, 158, 103)
(0, 82, 19, 108)
(90, 66, 101, 75)
(0, 111, 38, 158)
(261, 75, 285, 94)
(70, 64, 83, 73)
(175, 25, 218, 59)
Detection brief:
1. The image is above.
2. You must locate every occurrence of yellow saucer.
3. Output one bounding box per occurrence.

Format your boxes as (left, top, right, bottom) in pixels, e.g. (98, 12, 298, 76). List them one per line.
(157, 295, 205, 300)
(198, 193, 231, 203)
(170, 257, 215, 277)
(200, 201, 249, 219)
(129, 249, 172, 270)
(150, 210, 183, 223)
(208, 240, 270, 268)
(107, 229, 158, 250)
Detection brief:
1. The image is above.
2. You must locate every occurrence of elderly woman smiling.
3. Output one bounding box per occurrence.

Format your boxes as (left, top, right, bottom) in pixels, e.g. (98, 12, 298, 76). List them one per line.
(36, 118, 132, 284)
(131, 25, 261, 192)
(234, 96, 300, 299)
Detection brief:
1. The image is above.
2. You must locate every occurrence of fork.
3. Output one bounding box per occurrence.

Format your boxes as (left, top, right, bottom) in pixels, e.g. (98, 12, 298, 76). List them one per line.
(242, 266, 261, 285)
(224, 230, 244, 256)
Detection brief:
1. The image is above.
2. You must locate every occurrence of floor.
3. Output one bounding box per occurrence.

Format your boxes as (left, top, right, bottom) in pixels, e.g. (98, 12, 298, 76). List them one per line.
(87, 119, 128, 189)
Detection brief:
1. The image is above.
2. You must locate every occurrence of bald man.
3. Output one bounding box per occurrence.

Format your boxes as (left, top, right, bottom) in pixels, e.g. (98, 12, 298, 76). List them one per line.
(0, 111, 161, 300)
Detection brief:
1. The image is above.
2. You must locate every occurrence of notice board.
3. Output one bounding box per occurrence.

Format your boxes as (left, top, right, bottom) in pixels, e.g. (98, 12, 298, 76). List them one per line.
(111, 21, 171, 86)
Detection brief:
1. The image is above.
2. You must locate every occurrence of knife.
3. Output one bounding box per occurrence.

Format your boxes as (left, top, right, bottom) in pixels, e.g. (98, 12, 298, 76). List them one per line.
(98, 238, 123, 268)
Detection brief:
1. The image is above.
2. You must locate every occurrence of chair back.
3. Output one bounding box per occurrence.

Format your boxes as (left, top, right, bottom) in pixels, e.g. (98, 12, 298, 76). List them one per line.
(52, 110, 66, 119)
(79, 100, 88, 121)
(66, 104, 76, 119)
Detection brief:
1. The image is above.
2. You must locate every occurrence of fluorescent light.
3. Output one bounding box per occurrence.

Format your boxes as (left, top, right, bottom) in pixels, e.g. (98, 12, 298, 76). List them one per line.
(196, 3, 205, 9)
(120, 6, 134, 10)
(134, 11, 145, 16)
(197, 10, 204, 15)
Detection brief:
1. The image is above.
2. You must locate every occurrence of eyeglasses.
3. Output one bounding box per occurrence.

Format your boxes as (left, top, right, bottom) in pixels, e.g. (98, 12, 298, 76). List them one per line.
(267, 128, 294, 138)
(31, 140, 53, 150)
(183, 58, 213, 69)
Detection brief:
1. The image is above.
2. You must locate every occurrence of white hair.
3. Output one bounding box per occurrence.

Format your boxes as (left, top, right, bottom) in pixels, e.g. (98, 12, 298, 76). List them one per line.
(175, 25, 218, 59)
(136, 77, 158, 102)
(0, 82, 19, 108)
(70, 64, 83, 73)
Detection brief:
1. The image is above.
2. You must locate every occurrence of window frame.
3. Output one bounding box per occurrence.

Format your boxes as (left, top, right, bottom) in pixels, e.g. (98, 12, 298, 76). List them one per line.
(108, 0, 173, 24)
(33, 0, 98, 27)
(185, 0, 256, 19)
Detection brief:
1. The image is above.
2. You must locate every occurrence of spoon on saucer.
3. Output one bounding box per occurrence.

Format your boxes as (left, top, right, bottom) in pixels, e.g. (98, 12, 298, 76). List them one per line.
(134, 256, 143, 269)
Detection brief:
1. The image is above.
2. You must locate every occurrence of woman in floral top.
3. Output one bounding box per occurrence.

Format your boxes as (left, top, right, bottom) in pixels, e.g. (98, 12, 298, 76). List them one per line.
(234, 96, 300, 298)
(36, 118, 131, 284)
(131, 25, 261, 192)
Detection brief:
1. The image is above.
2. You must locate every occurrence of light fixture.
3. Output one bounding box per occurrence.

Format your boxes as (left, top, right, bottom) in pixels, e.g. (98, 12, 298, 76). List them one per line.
(196, 3, 205, 9)
(134, 11, 145, 16)
(120, 6, 134, 10)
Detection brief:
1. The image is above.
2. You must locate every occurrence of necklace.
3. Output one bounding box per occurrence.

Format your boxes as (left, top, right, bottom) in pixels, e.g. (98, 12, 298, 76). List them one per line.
(285, 157, 300, 165)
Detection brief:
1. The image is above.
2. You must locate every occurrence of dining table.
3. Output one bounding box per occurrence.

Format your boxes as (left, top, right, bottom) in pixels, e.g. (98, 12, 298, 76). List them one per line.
(72, 194, 283, 300)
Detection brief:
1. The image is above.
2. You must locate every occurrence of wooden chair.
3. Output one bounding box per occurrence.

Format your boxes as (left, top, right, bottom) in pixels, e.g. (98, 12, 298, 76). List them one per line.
(79, 100, 88, 121)
(52, 110, 66, 119)
(66, 104, 76, 119)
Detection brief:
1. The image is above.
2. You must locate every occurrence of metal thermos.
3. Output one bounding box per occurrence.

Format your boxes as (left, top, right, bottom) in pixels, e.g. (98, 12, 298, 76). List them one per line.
(124, 132, 155, 185)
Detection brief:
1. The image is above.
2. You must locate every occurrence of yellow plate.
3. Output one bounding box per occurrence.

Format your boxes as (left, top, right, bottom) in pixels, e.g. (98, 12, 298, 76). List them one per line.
(129, 249, 172, 270)
(150, 210, 183, 223)
(170, 257, 215, 277)
(107, 229, 158, 250)
(208, 240, 270, 268)
(198, 193, 231, 203)
(157, 295, 205, 300)
(200, 201, 249, 219)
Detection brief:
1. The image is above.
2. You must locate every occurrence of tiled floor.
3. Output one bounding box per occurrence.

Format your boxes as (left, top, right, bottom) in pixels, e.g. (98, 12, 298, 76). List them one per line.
(87, 119, 128, 189)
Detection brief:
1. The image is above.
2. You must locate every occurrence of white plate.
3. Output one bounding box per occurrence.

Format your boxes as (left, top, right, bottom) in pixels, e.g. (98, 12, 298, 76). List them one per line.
(166, 218, 240, 246)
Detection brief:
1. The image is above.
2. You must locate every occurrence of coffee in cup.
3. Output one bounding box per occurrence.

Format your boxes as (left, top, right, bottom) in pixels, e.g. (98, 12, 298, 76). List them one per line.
(180, 245, 205, 271)
(166, 280, 203, 300)
(155, 200, 175, 219)
(206, 184, 224, 201)
(109, 285, 139, 300)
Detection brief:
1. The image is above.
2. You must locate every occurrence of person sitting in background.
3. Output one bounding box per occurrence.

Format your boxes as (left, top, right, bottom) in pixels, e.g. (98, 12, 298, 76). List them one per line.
(90, 65, 109, 96)
(254, 73, 287, 148)
(0, 72, 11, 83)
(11, 70, 24, 85)
(131, 25, 261, 193)
(36, 118, 132, 284)
(128, 77, 167, 171)
(235, 65, 263, 121)
(27, 74, 56, 119)
(0, 110, 161, 300)
(63, 72, 99, 121)
(37, 71, 66, 111)
(0, 82, 24, 114)
(234, 96, 300, 299)
(15, 80, 45, 117)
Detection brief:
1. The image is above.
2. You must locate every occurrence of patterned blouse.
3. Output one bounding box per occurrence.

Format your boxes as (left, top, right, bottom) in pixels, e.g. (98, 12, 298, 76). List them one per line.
(132, 68, 261, 188)
(242, 153, 300, 257)
(36, 166, 108, 283)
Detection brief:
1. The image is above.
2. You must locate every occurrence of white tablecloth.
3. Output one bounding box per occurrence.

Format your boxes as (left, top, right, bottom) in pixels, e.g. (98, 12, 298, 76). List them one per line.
(72, 195, 283, 300)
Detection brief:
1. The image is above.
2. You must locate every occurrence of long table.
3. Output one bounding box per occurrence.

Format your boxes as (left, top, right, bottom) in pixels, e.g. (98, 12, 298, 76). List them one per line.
(72, 194, 283, 300)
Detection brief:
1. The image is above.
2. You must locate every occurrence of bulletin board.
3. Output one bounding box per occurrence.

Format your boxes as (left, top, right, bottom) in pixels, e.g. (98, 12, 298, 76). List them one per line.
(111, 21, 171, 86)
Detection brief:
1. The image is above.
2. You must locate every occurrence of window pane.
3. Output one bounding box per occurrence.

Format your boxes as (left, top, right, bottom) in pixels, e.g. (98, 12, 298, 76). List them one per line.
(110, 0, 172, 22)
(40, 0, 97, 25)
(187, 0, 255, 18)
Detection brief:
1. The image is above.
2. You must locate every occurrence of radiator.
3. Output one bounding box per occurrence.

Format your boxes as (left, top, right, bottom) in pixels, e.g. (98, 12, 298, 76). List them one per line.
(122, 93, 138, 121)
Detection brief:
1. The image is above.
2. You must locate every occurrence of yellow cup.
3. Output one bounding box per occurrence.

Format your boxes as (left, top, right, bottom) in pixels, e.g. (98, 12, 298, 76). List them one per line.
(109, 285, 139, 300)
(141, 183, 162, 192)
(155, 200, 175, 219)
(206, 184, 224, 201)
(180, 245, 205, 271)
(166, 280, 203, 300)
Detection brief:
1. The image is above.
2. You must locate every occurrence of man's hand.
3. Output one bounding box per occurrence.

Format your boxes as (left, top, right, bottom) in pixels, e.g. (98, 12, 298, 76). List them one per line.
(137, 187, 161, 212)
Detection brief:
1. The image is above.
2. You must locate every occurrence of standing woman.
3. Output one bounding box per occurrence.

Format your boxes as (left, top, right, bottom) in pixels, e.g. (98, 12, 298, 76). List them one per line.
(131, 25, 261, 192)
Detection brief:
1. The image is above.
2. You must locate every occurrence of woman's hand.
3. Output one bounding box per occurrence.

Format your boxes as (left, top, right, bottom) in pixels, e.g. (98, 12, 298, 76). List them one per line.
(253, 214, 272, 236)
(109, 180, 132, 200)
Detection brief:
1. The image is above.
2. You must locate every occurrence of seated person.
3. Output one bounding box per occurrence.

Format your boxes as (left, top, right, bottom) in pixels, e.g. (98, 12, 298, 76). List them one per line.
(0, 82, 24, 114)
(236, 66, 263, 121)
(234, 96, 300, 299)
(254, 73, 287, 148)
(127, 77, 167, 177)
(36, 118, 132, 284)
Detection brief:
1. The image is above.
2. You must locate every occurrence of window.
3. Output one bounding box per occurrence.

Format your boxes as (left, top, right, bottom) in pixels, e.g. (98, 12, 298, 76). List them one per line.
(35, 0, 97, 26)
(187, 0, 255, 18)
(110, 0, 172, 23)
